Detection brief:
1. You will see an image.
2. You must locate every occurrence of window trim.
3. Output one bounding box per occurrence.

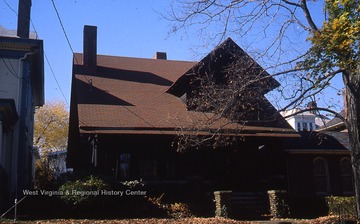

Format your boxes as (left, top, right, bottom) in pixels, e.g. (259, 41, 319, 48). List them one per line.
(313, 157, 330, 195)
(340, 157, 354, 195)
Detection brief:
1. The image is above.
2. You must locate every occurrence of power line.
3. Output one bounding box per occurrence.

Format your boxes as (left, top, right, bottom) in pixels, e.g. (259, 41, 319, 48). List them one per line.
(1, 58, 20, 79)
(50, 0, 76, 56)
(29, 10, 69, 106)
(48, 0, 164, 133)
(3, 0, 69, 106)
(3, 0, 17, 15)
(44, 53, 70, 107)
(50, 0, 91, 84)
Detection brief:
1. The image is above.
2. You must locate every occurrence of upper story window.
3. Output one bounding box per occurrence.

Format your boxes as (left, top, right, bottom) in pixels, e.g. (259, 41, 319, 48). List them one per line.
(296, 121, 315, 132)
(302, 122, 308, 131)
(297, 122, 301, 131)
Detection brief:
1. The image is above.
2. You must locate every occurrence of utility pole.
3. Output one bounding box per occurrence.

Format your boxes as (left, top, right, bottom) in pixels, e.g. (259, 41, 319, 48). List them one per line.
(17, 0, 32, 38)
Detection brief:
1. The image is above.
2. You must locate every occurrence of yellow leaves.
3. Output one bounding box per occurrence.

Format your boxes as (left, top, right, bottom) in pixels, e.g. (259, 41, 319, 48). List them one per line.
(34, 99, 69, 154)
(307, 0, 360, 72)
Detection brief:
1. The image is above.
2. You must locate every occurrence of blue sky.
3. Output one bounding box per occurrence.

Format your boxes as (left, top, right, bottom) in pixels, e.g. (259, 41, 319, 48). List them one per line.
(1, 0, 209, 106)
(1, 0, 344, 112)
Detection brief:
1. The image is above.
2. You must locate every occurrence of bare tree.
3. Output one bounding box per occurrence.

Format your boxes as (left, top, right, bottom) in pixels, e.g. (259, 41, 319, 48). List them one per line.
(166, 0, 360, 217)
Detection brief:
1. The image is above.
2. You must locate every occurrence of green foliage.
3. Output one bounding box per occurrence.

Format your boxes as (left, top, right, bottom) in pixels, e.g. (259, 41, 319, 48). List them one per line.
(326, 196, 357, 220)
(120, 180, 145, 189)
(59, 175, 110, 209)
(304, 0, 360, 75)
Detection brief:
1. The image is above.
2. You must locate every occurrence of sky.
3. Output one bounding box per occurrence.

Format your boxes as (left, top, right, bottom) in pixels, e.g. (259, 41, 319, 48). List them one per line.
(1, 0, 345, 112)
(1, 0, 208, 107)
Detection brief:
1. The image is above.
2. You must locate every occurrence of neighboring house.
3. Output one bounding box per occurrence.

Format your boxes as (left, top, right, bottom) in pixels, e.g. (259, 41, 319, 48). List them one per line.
(67, 26, 352, 216)
(47, 150, 68, 178)
(318, 110, 347, 132)
(281, 102, 353, 206)
(281, 102, 330, 132)
(281, 103, 352, 199)
(0, 27, 44, 209)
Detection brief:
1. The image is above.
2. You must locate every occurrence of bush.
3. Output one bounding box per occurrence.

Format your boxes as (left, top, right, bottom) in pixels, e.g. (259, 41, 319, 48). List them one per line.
(59, 175, 110, 209)
(168, 202, 192, 218)
(35, 158, 56, 190)
(325, 196, 356, 220)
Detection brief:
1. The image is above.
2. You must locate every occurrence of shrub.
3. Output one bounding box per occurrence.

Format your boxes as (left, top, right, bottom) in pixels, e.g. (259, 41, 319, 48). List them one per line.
(35, 158, 56, 190)
(168, 202, 192, 218)
(325, 196, 356, 220)
(59, 175, 110, 209)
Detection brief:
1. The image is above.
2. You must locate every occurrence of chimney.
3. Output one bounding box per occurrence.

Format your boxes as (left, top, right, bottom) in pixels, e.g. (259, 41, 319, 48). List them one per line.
(307, 101, 317, 114)
(83, 25, 97, 70)
(17, 0, 31, 38)
(153, 52, 167, 60)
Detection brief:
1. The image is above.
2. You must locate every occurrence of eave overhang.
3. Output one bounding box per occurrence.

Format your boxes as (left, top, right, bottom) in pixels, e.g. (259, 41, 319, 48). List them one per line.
(0, 36, 44, 106)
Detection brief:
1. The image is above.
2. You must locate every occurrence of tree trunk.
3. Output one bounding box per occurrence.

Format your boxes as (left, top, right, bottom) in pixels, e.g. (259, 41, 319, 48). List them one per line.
(344, 72, 360, 219)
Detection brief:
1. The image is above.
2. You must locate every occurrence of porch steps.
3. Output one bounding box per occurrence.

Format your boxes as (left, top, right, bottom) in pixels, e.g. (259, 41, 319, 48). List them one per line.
(230, 192, 269, 219)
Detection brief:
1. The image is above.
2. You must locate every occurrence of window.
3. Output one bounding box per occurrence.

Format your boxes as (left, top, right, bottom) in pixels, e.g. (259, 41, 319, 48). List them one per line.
(313, 157, 330, 194)
(340, 158, 353, 193)
(119, 153, 131, 179)
(166, 160, 175, 178)
(309, 122, 313, 131)
(140, 159, 158, 180)
(302, 122, 308, 131)
(297, 122, 301, 131)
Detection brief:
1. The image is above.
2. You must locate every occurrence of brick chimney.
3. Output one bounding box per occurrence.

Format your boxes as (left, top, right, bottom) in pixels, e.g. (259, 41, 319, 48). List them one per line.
(83, 25, 97, 70)
(153, 52, 167, 60)
(307, 101, 317, 114)
(17, 0, 31, 38)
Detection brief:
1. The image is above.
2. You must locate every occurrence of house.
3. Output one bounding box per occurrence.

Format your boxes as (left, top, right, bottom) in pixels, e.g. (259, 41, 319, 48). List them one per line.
(47, 150, 69, 178)
(281, 102, 330, 132)
(0, 27, 44, 210)
(67, 26, 352, 217)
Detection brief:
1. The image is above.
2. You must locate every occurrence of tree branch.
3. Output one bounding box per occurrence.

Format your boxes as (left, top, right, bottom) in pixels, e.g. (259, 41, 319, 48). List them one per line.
(300, 0, 319, 32)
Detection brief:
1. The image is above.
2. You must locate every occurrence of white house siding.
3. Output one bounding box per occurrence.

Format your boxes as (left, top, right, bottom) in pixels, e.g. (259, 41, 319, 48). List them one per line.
(0, 58, 35, 198)
(0, 59, 21, 111)
(0, 35, 44, 211)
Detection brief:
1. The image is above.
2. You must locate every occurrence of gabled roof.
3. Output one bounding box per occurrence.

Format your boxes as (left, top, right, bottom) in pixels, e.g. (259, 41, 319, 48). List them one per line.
(167, 38, 279, 97)
(70, 40, 296, 136)
(317, 110, 346, 131)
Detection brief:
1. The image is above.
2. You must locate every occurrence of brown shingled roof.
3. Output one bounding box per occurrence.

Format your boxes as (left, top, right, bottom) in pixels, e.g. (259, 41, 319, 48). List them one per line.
(167, 38, 279, 97)
(71, 53, 297, 136)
